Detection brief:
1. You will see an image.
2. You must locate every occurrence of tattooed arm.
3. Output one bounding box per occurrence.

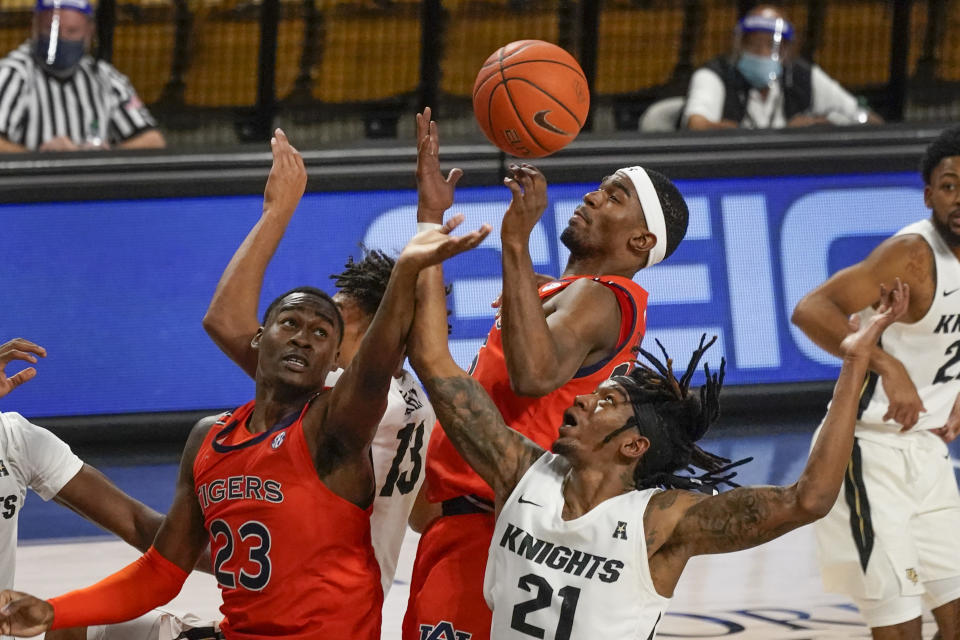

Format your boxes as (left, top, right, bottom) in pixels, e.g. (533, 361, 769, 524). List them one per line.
(408, 263, 544, 504)
(646, 280, 909, 594)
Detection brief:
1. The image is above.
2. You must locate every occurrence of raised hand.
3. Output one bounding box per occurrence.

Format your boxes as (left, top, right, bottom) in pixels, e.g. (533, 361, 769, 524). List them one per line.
(416, 107, 463, 223)
(501, 163, 548, 245)
(400, 214, 491, 271)
(0, 338, 45, 399)
(0, 590, 54, 637)
(839, 278, 909, 362)
(263, 128, 307, 217)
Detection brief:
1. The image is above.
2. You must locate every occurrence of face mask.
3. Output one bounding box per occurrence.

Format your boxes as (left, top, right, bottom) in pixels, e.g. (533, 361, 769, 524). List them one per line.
(33, 36, 85, 77)
(736, 52, 783, 89)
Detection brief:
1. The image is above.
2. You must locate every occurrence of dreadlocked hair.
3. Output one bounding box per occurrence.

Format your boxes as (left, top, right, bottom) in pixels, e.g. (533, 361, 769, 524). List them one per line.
(608, 334, 750, 493)
(329, 245, 396, 317)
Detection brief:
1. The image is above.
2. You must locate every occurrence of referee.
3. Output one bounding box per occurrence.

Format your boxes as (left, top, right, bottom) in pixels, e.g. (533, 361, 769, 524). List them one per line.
(0, 0, 165, 152)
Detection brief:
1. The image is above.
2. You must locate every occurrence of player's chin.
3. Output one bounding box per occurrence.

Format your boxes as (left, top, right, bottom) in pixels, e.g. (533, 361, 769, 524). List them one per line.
(551, 437, 577, 457)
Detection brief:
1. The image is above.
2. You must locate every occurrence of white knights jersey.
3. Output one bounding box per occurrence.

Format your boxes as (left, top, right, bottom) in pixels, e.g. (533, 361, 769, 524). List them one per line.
(857, 219, 960, 434)
(325, 367, 434, 595)
(485, 453, 669, 640)
(0, 412, 83, 590)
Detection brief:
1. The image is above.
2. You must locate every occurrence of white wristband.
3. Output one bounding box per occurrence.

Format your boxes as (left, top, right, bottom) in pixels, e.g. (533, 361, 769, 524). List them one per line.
(417, 222, 443, 233)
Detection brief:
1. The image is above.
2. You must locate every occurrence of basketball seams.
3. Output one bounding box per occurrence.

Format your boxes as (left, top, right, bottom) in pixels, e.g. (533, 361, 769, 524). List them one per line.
(479, 40, 540, 70)
(498, 54, 549, 155)
(498, 58, 588, 82)
(503, 77, 585, 129)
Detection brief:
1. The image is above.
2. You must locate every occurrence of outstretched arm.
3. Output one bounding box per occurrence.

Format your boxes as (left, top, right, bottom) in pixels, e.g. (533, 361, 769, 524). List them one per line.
(408, 108, 543, 503)
(202, 129, 307, 378)
(318, 217, 491, 455)
(653, 281, 909, 579)
(499, 165, 621, 396)
(409, 262, 544, 504)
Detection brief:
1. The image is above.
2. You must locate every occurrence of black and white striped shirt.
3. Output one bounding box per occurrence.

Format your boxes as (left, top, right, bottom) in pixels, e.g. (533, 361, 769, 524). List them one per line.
(0, 42, 157, 149)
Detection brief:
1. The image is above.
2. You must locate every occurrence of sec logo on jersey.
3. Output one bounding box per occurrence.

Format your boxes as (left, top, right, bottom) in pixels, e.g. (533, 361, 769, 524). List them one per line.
(271, 432, 286, 450)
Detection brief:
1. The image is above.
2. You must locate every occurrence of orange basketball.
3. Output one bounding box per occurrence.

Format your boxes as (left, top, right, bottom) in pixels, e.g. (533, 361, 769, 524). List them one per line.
(472, 40, 590, 158)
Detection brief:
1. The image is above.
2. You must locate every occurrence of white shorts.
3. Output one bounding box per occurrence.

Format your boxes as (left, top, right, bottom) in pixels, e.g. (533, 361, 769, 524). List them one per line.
(86, 610, 221, 640)
(814, 428, 960, 628)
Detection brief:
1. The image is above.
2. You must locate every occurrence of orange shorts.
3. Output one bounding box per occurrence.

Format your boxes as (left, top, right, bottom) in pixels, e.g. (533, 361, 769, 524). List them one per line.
(402, 512, 495, 640)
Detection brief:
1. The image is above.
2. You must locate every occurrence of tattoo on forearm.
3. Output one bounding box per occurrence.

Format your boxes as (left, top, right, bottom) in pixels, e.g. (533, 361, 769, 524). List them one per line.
(425, 375, 542, 492)
(690, 486, 807, 554)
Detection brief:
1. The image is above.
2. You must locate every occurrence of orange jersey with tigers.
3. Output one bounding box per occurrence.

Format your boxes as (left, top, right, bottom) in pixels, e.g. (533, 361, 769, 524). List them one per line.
(425, 275, 648, 503)
(193, 399, 382, 640)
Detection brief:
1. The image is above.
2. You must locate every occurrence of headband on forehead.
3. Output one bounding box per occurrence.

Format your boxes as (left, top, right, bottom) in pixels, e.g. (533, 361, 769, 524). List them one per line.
(620, 166, 667, 268)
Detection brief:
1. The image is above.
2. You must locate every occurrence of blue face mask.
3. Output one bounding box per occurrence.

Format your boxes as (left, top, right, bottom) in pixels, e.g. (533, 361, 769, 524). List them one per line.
(33, 36, 85, 77)
(736, 52, 783, 89)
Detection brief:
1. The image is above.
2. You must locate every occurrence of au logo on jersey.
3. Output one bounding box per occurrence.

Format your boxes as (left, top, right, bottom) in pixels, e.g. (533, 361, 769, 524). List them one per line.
(0, 459, 8, 477)
(271, 432, 286, 450)
(419, 621, 472, 640)
(613, 521, 628, 540)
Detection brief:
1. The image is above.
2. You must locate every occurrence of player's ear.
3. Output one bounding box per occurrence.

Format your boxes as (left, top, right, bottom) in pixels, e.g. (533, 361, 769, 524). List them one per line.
(251, 327, 264, 349)
(627, 229, 657, 260)
(620, 434, 649, 460)
(924, 183, 933, 209)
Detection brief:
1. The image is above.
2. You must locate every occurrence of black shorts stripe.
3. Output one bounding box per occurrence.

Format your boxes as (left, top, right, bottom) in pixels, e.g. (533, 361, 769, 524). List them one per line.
(857, 370, 880, 420)
(646, 612, 662, 640)
(843, 438, 874, 572)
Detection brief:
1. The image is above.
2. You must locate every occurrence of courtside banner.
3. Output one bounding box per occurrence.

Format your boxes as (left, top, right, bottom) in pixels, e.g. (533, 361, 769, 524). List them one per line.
(0, 171, 928, 417)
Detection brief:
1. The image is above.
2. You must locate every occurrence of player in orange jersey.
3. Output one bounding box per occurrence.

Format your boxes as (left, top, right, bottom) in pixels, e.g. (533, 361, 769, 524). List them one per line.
(404, 109, 692, 640)
(0, 130, 491, 640)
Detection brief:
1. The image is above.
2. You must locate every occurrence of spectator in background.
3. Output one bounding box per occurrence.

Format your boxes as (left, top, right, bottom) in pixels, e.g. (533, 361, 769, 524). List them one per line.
(682, 4, 883, 130)
(0, 0, 164, 152)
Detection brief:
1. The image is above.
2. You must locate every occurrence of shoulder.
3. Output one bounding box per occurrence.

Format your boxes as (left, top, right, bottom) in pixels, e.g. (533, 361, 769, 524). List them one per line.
(551, 276, 620, 307)
(0, 46, 32, 80)
(183, 414, 222, 463)
(689, 65, 725, 89)
(866, 232, 935, 284)
(0, 411, 63, 453)
(642, 489, 704, 553)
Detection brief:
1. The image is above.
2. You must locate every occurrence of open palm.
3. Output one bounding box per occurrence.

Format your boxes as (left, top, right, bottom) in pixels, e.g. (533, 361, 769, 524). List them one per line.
(401, 214, 491, 270)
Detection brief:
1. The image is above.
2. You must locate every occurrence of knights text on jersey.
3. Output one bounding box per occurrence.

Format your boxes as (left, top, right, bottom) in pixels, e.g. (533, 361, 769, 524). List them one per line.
(426, 275, 648, 503)
(0, 412, 83, 591)
(857, 219, 960, 433)
(485, 453, 669, 639)
(192, 400, 382, 640)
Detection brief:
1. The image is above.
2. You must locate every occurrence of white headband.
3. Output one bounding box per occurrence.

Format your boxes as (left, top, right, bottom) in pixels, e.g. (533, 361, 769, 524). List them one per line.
(620, 166, 667, 268)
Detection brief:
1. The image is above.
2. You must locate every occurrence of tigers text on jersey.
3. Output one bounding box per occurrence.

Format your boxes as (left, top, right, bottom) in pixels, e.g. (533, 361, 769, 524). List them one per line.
(426, 275, 648, 504)
(325, 368, 435, 594)
(193, 400, 382, 640)
(485, 453, 668, 639)
(0, 412, 83, 593)
(857, 219, 960, 433)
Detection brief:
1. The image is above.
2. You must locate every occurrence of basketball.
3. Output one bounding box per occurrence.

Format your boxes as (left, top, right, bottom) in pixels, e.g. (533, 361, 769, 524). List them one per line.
(472, 40, 590, 158)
